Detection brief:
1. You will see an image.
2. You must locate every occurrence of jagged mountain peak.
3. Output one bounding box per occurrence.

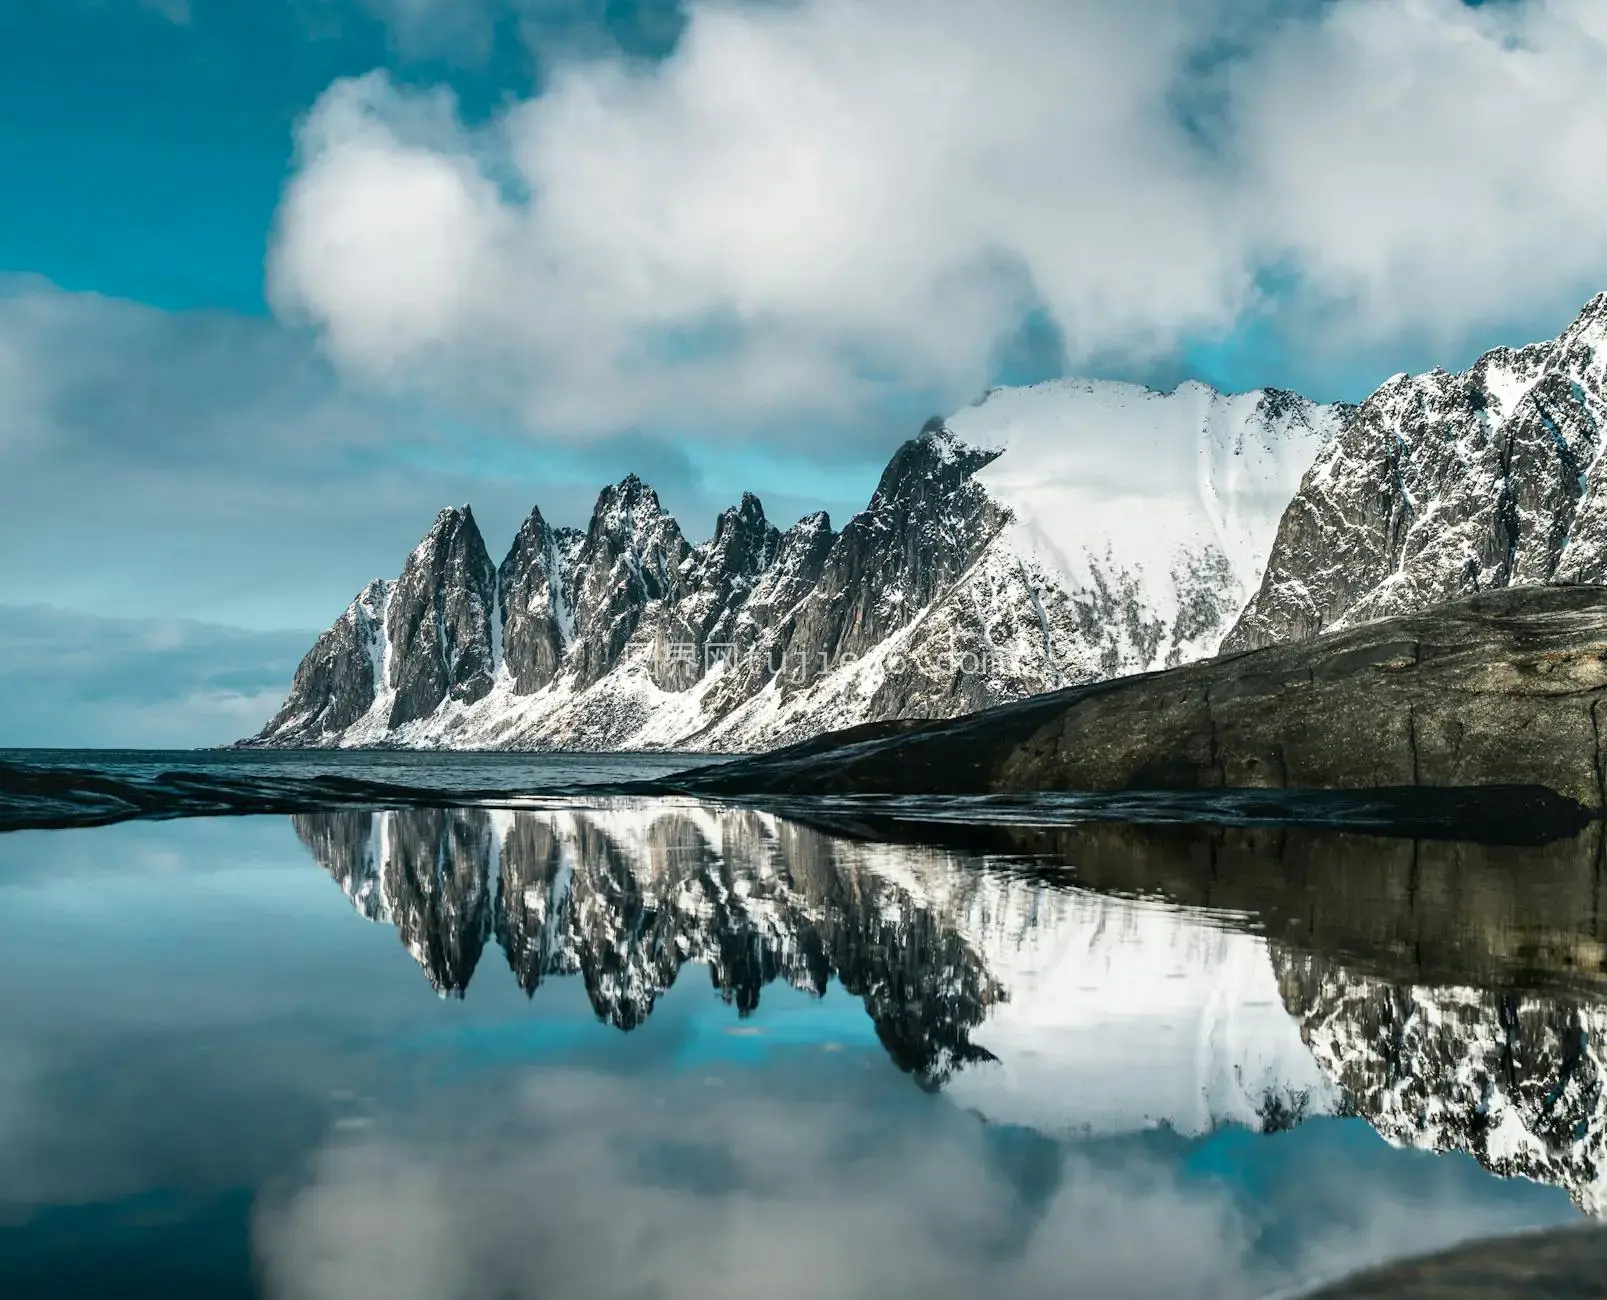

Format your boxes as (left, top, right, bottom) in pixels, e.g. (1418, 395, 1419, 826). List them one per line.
(786, 509, 832, 538)
(427, 502, 477, 532)
(353, 577, 389, 615)
(508, 502, 549, 538)
(867, 423, 1001, 513)
(712, 490, 767, 536)
(591, 473, 665, 522)
(385, 506, 498, 728)
(1564, 288, 1607, 332)
(703, 492, 781, 579)
(245, 576, 392, 746)
(1254, 386, 1313, 423)
(404, 504, 489, 576)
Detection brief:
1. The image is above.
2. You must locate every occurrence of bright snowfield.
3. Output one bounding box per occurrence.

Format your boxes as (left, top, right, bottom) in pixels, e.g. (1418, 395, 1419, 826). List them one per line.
(951, 380, 1344, 671)
(857, 832, 1338, 1138)
(257, 377, 1345, 751)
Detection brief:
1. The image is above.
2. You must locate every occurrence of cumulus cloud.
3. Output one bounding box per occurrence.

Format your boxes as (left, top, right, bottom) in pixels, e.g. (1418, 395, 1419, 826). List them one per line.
(1234, 0, 1607, 351)
(268, 0, 1607, 438)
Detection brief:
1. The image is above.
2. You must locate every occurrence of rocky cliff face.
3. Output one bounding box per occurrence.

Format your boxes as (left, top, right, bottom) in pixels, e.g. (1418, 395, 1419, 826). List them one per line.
(246, 378, 1341, 751)
(385, 506, 498, 728)
(1227, 293, 1607, 651)
(250, 579, 390, 746)
(496, 506, 581, 697)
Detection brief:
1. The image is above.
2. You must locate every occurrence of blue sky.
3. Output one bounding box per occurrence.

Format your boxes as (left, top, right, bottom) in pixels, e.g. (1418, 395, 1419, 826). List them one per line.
(3, 0, 1607, 744)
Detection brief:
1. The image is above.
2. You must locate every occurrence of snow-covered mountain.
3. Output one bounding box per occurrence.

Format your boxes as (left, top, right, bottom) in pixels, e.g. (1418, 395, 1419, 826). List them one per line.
(294, 802, 1333, 1128)
(247, 379, 1344, 751)
(1228, 293, 1607, 650)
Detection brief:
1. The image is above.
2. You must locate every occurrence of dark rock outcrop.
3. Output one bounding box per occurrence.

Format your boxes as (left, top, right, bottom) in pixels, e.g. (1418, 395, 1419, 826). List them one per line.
(678, 583, 1607, 809)
(497, 506, 582, 696)
(386, 506, 498, 728)
(781, 429, 1006, 688)
(562, 475, 692, 690)
(248, 579, 389, 746)
(243, 507, 498, 745)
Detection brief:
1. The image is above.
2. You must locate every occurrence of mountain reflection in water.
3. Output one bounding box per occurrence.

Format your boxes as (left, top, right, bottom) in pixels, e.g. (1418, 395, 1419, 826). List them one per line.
(293, 800, 1607, 1215)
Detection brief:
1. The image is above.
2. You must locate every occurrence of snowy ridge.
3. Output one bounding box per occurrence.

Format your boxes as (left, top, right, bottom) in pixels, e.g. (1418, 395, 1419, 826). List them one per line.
(247, 377, 1343, 751)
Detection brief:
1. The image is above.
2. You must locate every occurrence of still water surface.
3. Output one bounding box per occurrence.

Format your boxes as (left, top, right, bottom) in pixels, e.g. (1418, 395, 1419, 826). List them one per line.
(0, 781, 1602, 1298)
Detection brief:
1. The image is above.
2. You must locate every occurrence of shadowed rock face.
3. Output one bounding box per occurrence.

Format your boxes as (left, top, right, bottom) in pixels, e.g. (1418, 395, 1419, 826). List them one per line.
(386, 506, 498, 728)
(680, 584, 1607, 808)
(497, 506, 583, 696)
(563, 475, 694, 690)
(781, 432, 1006, 689)
(250, 580, 389, 746)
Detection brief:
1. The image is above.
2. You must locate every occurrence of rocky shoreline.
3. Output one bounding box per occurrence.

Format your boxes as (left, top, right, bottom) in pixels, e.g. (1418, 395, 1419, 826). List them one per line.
(674, 584, 1607, 809)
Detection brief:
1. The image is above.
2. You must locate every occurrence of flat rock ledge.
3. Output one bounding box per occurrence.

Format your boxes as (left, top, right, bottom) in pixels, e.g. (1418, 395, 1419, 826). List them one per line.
(1299, 1224, 1607, 1299)
(675, 584, 1607, 809)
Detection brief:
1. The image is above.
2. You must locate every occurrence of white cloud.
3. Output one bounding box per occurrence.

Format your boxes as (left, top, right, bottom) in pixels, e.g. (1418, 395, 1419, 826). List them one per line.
(268, 0, 1607, 439)
(0, 278, 877, 643)
(268, 0, 1247, 438)
(270, 81, 514, 374)
(1232, 0, 1607, 351)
